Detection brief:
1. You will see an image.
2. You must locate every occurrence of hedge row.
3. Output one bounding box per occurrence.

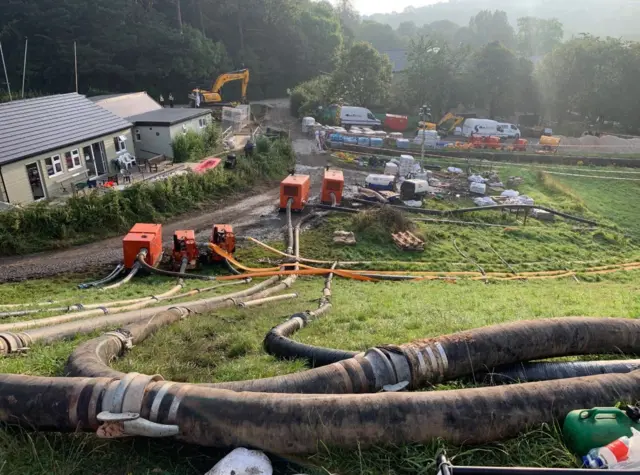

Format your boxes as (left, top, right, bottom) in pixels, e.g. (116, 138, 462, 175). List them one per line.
(0, 138, 294, 255)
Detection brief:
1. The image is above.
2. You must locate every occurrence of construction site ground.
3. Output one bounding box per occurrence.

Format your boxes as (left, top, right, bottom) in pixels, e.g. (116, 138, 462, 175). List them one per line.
(2, 99, 640, 474)
(1, 153, 639, 474)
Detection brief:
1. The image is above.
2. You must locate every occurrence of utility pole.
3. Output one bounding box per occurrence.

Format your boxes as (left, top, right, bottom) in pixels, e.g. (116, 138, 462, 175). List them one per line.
(176, 0, 183, 35)
(74, 41, 78, 93)
(198, 0, 206, 36)
(0, 41, 12, 101)
(21, 37, 28, 98)
(419, 104, 431, 162)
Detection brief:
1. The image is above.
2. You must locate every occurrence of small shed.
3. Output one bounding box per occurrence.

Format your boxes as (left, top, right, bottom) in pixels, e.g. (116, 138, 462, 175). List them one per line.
(127, 109, 212, 160)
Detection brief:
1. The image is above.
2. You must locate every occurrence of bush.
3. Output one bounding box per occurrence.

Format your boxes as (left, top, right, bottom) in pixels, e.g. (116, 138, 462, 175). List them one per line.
(171, 123, 221, 163)
(0, 139, 295, 255)
(351, 206, 414, 243)
(290, 75, 333, 118)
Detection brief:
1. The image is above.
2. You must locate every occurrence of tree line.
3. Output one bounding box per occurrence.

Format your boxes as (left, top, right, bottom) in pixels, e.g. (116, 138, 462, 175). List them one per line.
(3, 0, 640, 133)
(0, 0, 342, 101)
(293, 2, 640, 134)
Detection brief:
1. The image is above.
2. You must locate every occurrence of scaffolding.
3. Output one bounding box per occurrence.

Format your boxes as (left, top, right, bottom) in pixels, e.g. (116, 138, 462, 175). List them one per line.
(222, 105, 250, 133)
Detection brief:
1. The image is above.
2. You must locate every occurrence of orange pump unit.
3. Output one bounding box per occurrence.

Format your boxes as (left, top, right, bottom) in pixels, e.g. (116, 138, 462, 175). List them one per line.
(172, 230, 199, 269)
(122, 223, 163, 269)
(210, 224, 236, 262)
(280, 174, 310, 211)
(321, 168, 344, 206)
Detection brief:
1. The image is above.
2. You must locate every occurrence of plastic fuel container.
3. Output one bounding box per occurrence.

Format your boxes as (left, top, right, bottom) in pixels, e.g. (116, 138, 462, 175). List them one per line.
(563, 407, 640, 456)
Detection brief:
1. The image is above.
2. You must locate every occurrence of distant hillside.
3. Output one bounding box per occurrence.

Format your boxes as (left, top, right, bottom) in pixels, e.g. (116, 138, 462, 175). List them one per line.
(369, 0, 640, 40)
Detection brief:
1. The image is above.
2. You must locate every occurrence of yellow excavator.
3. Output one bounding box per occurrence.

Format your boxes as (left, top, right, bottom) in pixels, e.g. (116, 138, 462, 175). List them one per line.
(189, 69, 249, 107)
(436, 112, 465, 137)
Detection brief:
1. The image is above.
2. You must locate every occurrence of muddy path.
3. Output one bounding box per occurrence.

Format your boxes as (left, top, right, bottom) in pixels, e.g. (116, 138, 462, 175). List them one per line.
(0, 188, 283, 282)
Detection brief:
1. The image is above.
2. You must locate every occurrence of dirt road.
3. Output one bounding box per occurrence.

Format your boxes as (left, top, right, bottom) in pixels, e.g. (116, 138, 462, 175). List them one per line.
(0, 188, 283, 282)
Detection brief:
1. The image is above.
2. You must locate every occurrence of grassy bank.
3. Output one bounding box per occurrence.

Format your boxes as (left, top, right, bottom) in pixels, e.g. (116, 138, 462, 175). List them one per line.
(0, 138, 294, 256)
(0, 160, 638, 474)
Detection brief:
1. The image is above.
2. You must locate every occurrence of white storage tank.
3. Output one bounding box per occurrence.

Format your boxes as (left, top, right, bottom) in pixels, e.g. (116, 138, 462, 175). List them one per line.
(365, 174, 395, 191)
(400, 179, 430, 200)
(470, 182, 487, 194)
(384, 162, 399, 176)
(302, 117, 316, 133)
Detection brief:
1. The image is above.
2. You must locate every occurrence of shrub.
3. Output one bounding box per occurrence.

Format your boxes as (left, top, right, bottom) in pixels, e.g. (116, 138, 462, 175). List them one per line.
(290, 75, 333, 118)
(351, 206, 414, 243)
(0, 139, 295, 255)
(172, 123, 221, 163)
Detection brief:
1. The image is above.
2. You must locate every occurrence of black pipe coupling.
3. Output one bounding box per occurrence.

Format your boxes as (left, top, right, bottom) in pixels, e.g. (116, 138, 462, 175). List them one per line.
(104, 329, 134, 352)
(363, 346, 412, 391)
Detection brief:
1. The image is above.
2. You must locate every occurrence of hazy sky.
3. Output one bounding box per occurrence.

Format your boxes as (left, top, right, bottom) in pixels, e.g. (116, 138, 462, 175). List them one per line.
(352, 0, 443, 15)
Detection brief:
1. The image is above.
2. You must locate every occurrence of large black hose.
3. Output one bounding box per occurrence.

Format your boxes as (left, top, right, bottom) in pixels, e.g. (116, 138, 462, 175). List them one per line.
(78, 264, 125, 289)
(65, 317, 640, 396)
(4, 369, 640, 454)
(264, 312, 358, 367)
(483, 359, 640, 384)
(350, 198, 598, 226)
(263, 263, 359, 367)
(102, 262, 140, 290)
(136, 252, 216, 281)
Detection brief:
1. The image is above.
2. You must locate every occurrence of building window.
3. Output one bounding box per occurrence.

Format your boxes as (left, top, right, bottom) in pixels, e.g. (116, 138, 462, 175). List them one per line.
(135, 129, 141, 141)
(64, 149, 81, 170)
(114, 135, 127, 152)
(198, 118, 207, 128)
(44, 155, 63, 177)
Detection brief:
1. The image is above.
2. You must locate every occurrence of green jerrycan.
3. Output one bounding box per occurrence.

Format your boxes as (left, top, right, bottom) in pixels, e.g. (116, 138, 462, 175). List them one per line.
(563, 406, 640, 456)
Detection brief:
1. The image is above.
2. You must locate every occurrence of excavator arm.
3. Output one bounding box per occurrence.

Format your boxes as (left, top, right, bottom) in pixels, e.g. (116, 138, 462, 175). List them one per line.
(210, 69, 249, 101)
(190, 69, 249, 106)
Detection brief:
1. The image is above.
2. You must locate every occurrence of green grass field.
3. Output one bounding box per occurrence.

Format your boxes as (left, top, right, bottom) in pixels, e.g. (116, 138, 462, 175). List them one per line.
(0, 160, 638, 474)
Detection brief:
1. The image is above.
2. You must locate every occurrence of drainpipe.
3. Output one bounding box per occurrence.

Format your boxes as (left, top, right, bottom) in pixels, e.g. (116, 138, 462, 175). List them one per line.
(0, 167, 8, 203)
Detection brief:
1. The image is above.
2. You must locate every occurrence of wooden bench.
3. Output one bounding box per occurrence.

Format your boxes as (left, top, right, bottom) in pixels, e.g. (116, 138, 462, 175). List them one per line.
(139, 155, 167, 174)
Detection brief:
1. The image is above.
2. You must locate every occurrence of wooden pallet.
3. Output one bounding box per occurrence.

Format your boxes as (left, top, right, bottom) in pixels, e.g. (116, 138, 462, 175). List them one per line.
(392, 231, 425, 251)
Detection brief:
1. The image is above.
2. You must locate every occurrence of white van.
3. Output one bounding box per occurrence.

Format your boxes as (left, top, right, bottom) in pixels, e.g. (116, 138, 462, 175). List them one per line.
(497, 123, 521, 139)
(462, 118, 499, 138)
(340, 106, 382, 129)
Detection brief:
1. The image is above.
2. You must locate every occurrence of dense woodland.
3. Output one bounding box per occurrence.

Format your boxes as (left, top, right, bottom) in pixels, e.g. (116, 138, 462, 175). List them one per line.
(2, 0, 640, 131)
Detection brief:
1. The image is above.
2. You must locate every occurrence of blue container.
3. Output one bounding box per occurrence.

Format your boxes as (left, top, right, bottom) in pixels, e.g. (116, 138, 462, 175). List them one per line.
(396, 138, 410, 149)
(344, 136, 358, 144)
(358, 137, 370, 146)
(330, 133, 343, 142)
(436, 141, 448, 148)
(370, 137, 384, 147)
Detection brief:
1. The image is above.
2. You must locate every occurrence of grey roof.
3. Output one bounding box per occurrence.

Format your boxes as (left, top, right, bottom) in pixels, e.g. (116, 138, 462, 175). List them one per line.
(128, 108, 211, 126)
(89, 92, 162, 119)
(0, 93, 132, 166)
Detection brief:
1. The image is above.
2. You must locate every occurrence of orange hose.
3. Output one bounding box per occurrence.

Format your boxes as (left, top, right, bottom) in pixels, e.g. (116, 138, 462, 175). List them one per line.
(210, 244, 376, 282)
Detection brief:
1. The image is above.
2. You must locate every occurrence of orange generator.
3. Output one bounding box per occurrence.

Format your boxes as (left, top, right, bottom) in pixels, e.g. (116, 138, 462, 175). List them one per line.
(321, 168, 344, 206)
(210, 224, 236, 262)
(280, 174, 310, 211)
(122, 223, 163, 269)
(172, 230, 199, 269)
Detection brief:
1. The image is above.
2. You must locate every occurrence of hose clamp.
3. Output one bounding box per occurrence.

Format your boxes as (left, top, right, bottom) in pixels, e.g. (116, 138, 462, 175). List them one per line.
(364, 347, 398, 390)
(105, 330, 134, 351)
(97, 374, 174, 438)
(167, 306, 190, 319)
(96, 411, 179, 438)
